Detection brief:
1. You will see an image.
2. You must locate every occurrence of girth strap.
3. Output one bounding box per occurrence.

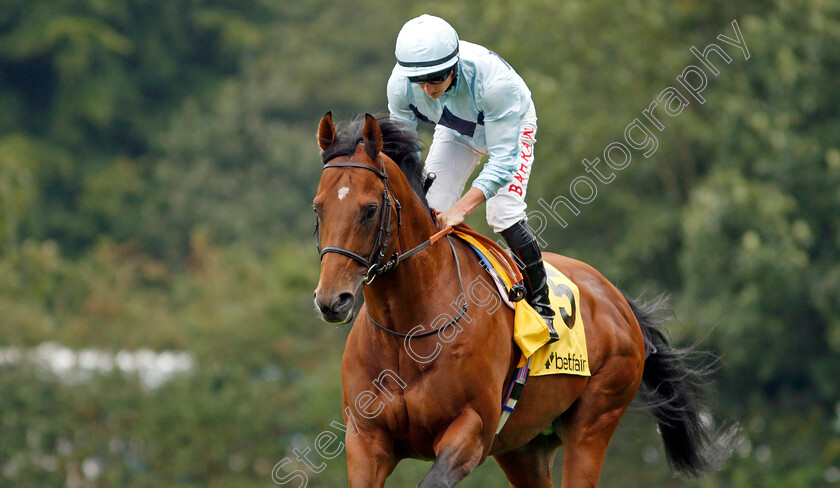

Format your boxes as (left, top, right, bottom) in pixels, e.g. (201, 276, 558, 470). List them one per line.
(496, 358, 531, 435)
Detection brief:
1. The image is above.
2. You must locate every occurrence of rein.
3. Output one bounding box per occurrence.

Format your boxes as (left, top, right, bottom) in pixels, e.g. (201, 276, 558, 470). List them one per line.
(317, 156, 467, 337)
(366, 234, 468, 339)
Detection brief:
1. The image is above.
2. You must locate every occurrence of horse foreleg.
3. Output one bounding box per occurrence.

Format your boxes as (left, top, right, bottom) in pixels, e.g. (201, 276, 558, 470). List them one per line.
(418, 408, 486, 488)
(346, 431, 397, 488)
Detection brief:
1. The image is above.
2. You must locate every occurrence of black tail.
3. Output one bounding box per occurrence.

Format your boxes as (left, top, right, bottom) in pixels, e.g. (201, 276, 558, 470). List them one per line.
(624, 293, 741, 478)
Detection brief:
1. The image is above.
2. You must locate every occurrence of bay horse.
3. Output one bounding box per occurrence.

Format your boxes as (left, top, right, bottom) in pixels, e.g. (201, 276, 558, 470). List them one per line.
(312, 112, 737, 487)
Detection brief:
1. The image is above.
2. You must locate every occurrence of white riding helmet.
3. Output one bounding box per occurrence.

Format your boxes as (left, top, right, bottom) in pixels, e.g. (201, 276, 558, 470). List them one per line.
(394, 15, 460, 79)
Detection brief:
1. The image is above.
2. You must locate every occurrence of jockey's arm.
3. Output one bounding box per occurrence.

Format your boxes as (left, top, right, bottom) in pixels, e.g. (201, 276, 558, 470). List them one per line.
(435, 187, 485, 230)
(470, 73, 524, 202)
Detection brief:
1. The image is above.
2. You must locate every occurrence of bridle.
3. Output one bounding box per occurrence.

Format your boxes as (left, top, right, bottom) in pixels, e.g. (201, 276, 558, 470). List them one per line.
(315, 154, 445, 285)
(315, 153, 468, 338)
(315, 157, 402, 285)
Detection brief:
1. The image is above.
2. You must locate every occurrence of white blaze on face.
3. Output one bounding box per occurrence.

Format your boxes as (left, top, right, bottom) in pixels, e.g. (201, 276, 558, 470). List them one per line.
(338, 187, 350, 200)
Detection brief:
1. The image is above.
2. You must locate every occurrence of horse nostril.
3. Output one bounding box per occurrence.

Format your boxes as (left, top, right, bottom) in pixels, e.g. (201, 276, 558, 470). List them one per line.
(333, 292, 354, 314)
(314, 291, 330, 314)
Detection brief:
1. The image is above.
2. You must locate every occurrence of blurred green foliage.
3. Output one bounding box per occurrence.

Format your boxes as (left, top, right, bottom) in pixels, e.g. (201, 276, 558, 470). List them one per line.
(1, 0, 839, 486)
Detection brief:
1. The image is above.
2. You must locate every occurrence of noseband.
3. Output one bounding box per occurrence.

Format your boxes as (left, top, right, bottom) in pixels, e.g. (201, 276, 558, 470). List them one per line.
(316, 157, 403, 284)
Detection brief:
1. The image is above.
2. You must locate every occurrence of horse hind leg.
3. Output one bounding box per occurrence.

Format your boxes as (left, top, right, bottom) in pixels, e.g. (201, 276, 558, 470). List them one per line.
(557, 340, 642, 487)
(493, 433, 561, 488)
(557, 371, 640, 488)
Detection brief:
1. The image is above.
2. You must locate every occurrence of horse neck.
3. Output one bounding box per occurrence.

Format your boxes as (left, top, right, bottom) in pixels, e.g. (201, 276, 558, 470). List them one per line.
(362, 167, 460, 334)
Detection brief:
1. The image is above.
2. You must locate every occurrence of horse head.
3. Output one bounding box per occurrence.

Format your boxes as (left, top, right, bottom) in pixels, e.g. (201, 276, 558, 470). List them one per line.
(312, 112, 408, 324)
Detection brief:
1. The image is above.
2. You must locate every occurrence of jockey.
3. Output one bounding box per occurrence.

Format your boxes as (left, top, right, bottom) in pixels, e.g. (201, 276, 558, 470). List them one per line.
(387, 14, 559, 342)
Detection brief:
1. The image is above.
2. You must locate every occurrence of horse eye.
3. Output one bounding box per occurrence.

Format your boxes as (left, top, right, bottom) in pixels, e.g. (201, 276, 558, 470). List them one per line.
(363, 204, 379, 221)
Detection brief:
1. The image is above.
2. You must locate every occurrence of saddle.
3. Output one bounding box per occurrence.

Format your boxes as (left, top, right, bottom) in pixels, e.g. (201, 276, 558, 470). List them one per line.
(451, 223, 525, 300)
(450, 223, 554, 362)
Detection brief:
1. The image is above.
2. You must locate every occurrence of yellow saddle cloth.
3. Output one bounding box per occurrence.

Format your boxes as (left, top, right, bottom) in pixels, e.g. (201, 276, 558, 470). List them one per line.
(524, 263, 590, 376)
(452, 228, 590, 377)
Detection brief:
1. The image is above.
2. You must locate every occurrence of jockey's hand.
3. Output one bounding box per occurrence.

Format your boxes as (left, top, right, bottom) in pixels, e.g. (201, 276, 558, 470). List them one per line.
(434, 187, 486, 230)
(436, 207, 467, 229)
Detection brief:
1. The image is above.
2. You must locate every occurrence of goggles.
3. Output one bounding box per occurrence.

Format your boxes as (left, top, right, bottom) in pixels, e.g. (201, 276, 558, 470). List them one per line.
(408, 68, 453, 84)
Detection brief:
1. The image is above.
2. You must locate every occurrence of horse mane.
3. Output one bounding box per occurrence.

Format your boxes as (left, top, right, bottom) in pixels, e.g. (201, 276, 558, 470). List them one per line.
(320, 113, 429, 209)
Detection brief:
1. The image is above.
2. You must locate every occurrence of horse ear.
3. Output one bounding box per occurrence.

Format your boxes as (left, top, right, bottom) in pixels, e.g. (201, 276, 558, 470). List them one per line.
(362, 113, 383, 161)
(318, 111, 336, 151)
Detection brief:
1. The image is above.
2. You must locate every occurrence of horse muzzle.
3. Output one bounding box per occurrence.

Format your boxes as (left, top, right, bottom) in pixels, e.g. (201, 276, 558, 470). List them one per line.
(313, 290, 356, 324)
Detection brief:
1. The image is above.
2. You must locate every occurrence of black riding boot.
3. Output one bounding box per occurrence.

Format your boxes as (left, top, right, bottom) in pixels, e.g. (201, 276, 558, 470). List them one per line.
(501, 220, 560, 343)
